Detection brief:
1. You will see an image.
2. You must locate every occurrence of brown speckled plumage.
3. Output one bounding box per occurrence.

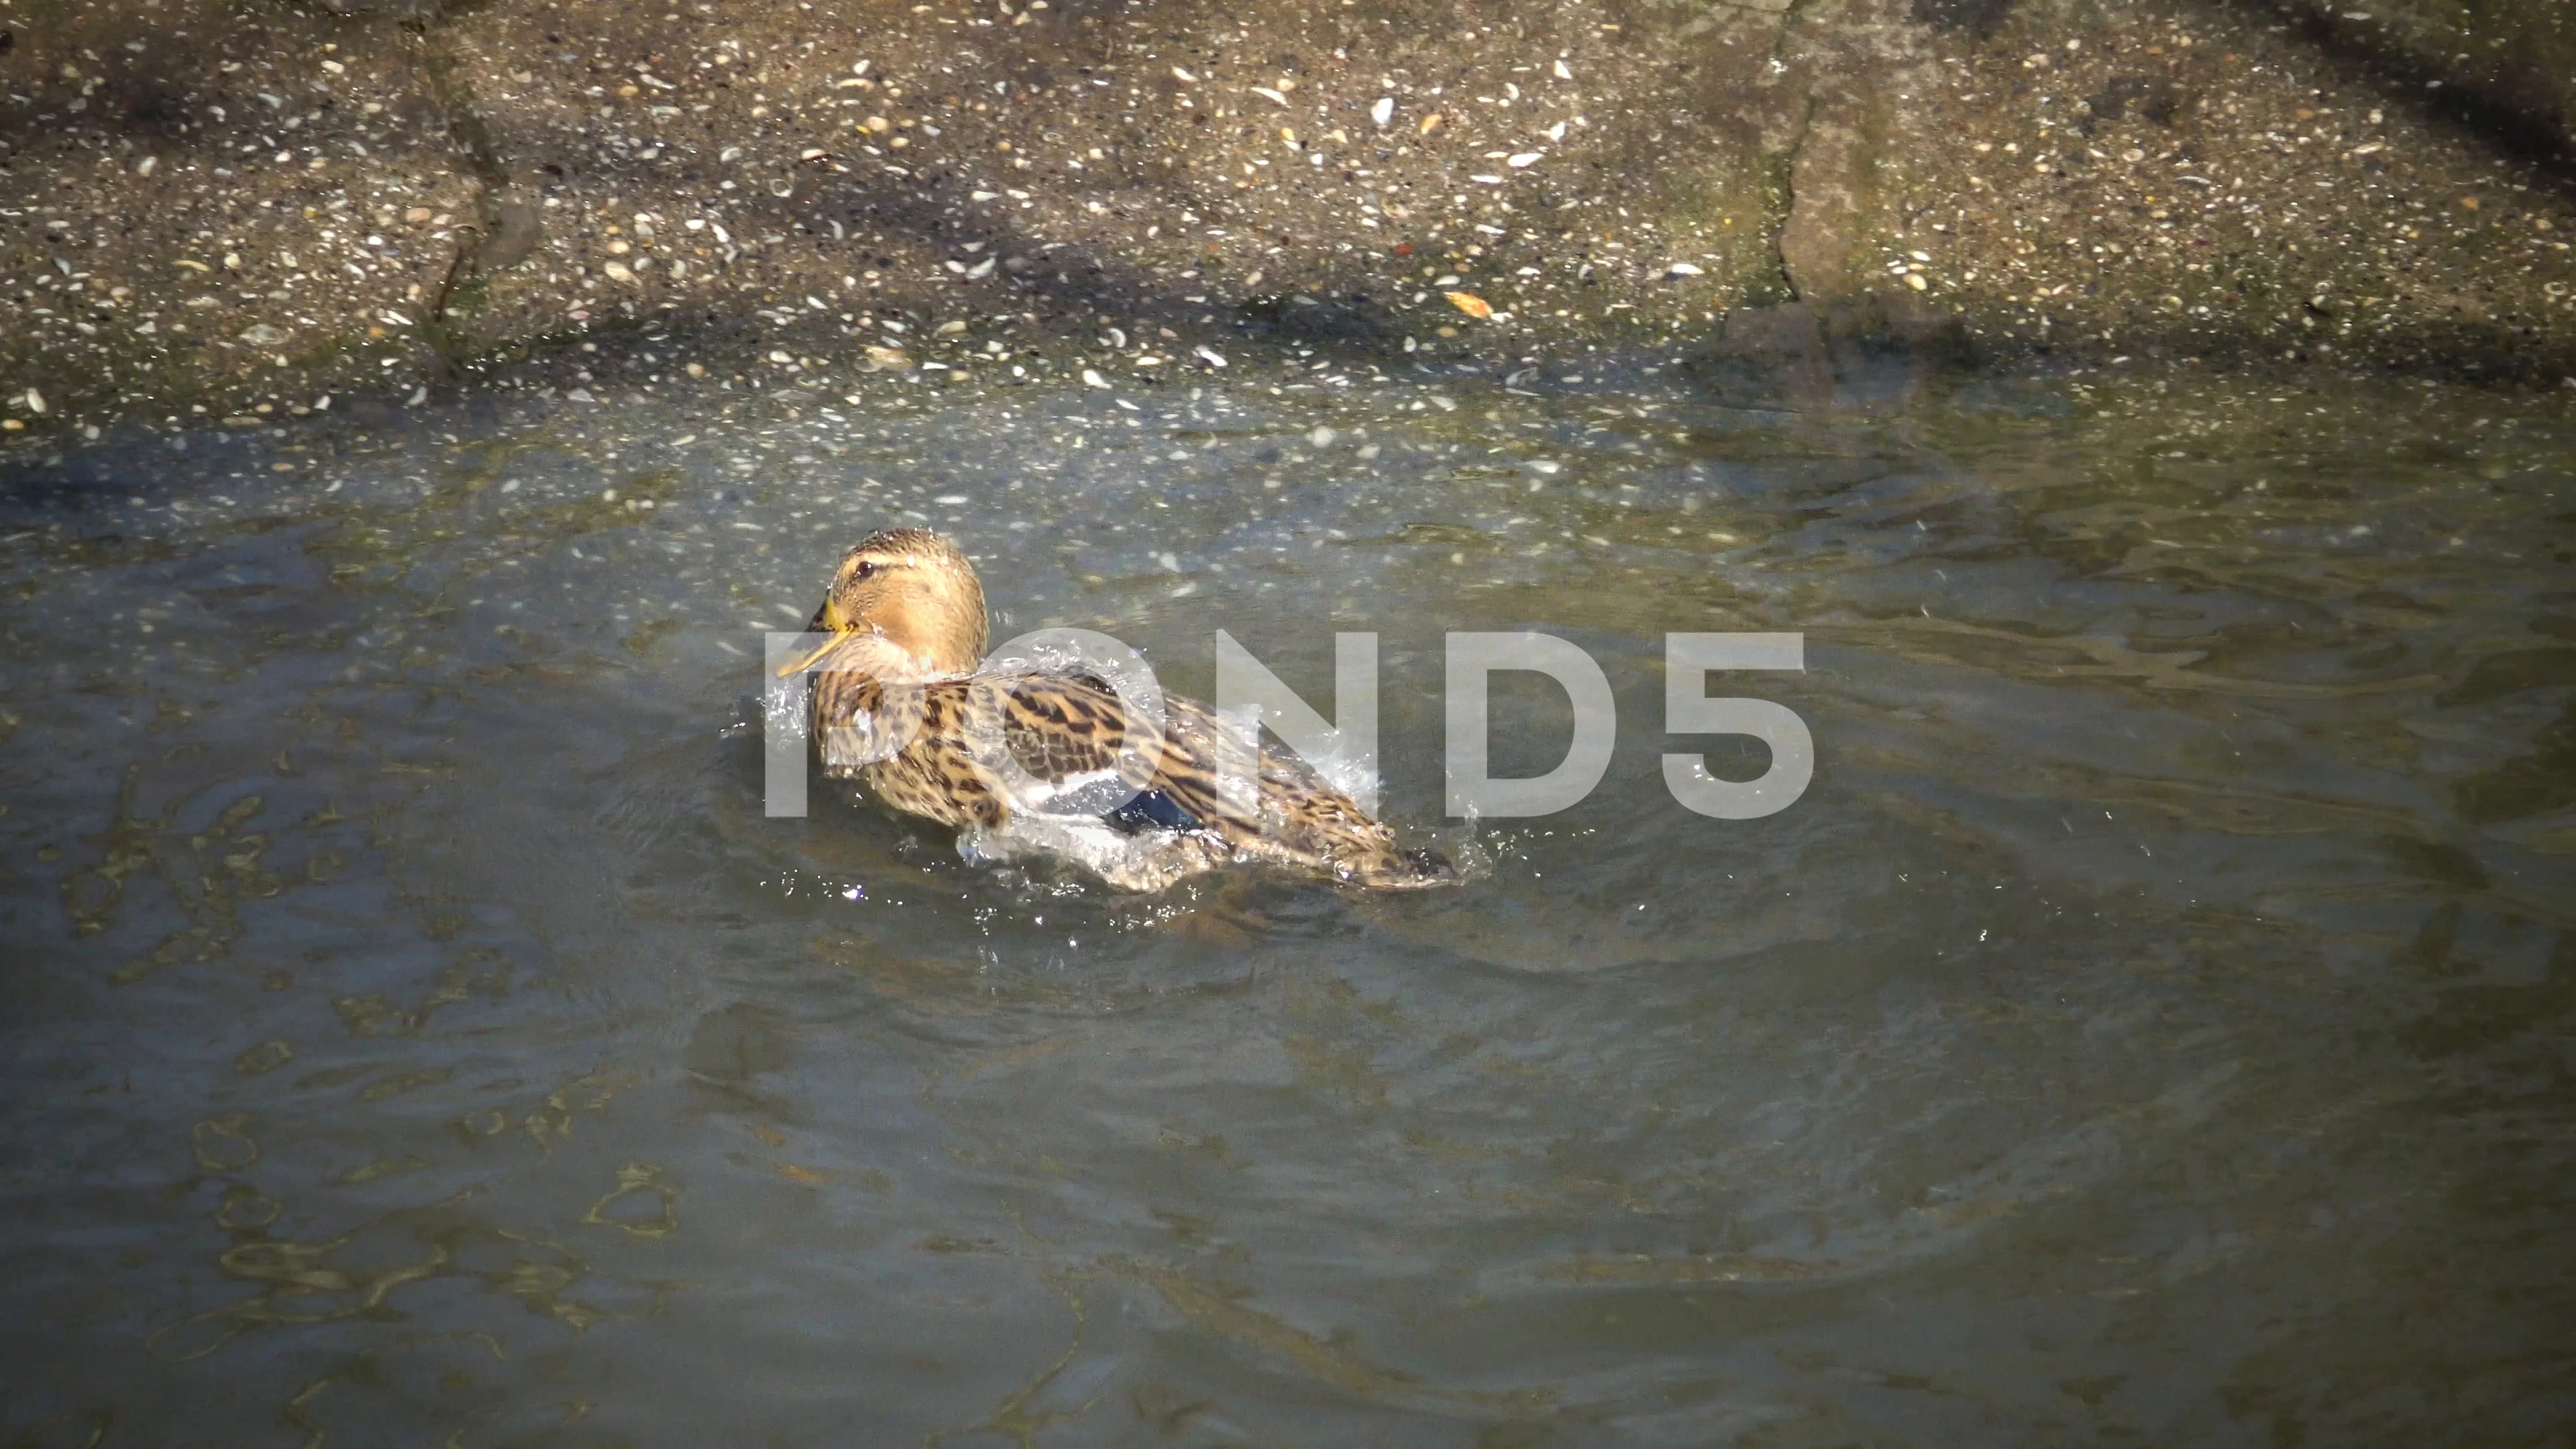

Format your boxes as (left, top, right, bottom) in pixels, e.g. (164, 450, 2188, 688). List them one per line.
(792, 528, 1450, 892)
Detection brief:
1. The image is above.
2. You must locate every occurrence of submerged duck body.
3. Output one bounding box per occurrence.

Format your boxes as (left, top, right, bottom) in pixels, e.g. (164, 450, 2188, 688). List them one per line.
(791, 529, 1450, 892)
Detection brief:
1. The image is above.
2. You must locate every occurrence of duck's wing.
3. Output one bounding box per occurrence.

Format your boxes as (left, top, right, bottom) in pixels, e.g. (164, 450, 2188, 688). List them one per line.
(995, 679, 1440, 887)
(1150, 695, 1452, 888)
(821, 669, 1450, 889)
(814, 669, 1165, 829)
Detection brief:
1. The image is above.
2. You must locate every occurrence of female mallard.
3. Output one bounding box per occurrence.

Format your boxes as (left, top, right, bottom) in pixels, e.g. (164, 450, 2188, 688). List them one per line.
(784, 528, 1452, 892)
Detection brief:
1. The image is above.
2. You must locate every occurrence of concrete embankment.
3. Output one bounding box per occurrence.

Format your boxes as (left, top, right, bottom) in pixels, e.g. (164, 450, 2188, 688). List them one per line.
(2, 0, 2571, 438)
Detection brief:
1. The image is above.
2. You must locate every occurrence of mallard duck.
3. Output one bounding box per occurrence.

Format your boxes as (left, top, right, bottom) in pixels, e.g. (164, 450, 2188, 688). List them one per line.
(783, 528, 1452, 892)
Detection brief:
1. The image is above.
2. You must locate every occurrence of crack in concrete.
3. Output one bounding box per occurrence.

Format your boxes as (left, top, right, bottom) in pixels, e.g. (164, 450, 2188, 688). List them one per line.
(1765, 0, 1820, 301)
(404, 9, 538, 373)
(1772, 89, 1822, 302)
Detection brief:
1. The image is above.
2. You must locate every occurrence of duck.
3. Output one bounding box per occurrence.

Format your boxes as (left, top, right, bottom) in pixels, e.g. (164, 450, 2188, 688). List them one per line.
(781, 527, 1453, 892)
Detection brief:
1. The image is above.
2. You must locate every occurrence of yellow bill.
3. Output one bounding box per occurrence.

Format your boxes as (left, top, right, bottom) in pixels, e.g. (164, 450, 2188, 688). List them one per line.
(775, 633, 851, 678)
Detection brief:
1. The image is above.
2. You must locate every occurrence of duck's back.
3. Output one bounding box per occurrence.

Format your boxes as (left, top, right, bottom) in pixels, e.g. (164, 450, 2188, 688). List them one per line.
(812, 668, 1448, 891)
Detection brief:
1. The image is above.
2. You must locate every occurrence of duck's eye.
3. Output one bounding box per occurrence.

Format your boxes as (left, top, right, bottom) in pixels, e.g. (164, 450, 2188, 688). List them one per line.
(850, 560, 877, 581)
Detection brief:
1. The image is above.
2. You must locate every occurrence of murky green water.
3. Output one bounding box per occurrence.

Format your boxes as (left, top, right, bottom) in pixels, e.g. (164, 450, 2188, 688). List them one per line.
(3, 353, 2572, 1445)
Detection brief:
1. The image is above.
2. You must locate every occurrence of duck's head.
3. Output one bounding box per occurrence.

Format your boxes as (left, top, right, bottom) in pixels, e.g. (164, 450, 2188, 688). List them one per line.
(784, 527, 987, 677)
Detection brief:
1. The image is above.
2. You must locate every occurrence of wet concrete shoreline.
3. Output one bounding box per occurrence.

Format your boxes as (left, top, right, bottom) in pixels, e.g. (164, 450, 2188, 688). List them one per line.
(3, 0, 2574, 444)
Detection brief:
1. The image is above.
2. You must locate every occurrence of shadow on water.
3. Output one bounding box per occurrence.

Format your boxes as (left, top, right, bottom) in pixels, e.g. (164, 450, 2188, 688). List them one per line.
(1, 347, 2573, 1443)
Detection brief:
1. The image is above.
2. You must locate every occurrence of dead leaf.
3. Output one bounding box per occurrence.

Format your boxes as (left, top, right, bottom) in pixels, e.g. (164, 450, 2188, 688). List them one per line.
(779, 1163, 828, 1185)
(747, 1124, 786, 1146)
(1444, 290, 1493, 320)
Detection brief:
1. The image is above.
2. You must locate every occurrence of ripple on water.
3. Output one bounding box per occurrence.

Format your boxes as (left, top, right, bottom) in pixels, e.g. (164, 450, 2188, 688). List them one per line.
(1, 366, 2572, 1443)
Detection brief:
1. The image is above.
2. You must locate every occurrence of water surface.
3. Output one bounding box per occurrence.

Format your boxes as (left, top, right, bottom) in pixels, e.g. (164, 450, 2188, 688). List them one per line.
(3, 356, 2571, 1445)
